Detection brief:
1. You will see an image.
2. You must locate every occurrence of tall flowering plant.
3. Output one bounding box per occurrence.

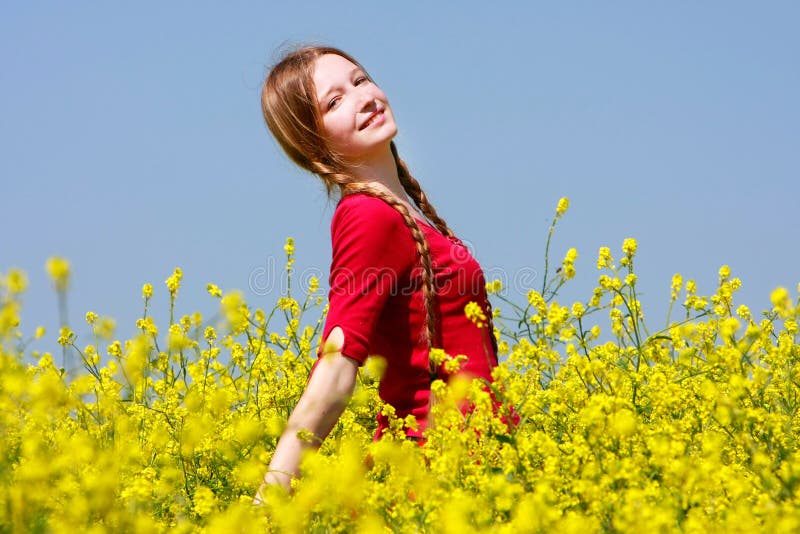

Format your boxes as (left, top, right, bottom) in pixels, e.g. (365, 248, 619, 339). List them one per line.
(1, 200, 799, 532)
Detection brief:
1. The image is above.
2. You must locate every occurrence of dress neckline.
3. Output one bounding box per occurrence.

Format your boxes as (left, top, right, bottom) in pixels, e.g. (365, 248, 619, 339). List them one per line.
(412, 217, 435, 231)
(340, 192, 458, 243)
(413, 217, 444, 237)
(414, 217, 466, 248)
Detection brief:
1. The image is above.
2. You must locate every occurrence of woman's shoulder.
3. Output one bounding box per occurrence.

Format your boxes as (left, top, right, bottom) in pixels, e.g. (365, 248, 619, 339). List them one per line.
(332, 193, 407, 231)
(336, 192, 398, 215)
(329, 193, 418, 269)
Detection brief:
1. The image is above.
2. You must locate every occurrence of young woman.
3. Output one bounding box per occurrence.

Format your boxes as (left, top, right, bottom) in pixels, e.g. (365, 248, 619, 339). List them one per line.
(254, 46, 498, 499)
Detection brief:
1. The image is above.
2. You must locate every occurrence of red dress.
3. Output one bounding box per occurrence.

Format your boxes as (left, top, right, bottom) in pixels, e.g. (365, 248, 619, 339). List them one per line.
(316, 193, 498, 438)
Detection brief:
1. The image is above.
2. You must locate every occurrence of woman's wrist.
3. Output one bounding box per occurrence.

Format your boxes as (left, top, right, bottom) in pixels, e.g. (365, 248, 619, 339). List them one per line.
(261, 468, 293, 491)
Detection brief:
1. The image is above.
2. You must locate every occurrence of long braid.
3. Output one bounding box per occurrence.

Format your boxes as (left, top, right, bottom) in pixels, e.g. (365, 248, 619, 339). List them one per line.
(390, 142, 455, 239)
(338, 181, 440, 376)
(306, 155, 440, 375)
(390, 142, 498, 378)
(309, 161, 358, 198)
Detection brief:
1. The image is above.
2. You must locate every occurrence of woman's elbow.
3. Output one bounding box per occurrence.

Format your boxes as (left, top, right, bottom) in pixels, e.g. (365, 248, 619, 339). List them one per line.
(293, 354, 358, 429)
(318, 354, 359, 402)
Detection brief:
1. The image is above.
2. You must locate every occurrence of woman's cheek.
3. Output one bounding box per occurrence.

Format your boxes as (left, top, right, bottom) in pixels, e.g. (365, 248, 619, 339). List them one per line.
(322, 119, 345, 149)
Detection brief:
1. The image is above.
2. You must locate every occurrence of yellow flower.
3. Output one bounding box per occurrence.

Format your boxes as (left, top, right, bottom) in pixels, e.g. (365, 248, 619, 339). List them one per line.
(221, 291, 249, 334)
(718, 265, 731, 282)
(670, 273, 683, 300)
(136, 316, 158, 336)
(527, 289, 544, 309)
(96, 316, 116, 339)
(622, 237, 638, 258)
(497, 340, 509, 355)
(204, 326, 217, 343)
(278, 297, 300, 319)
(403, 414, 419, 432)
(165, 268, 183, 297)
(770, 286, 792, 315)
(608, 409, 637, 438)
(142, 283, 153, 299)
(7, 269, 28, 294)
(284, 236, 295, 256)
(308, 276, 320, 295)
(443, 354, 468, 374)
(362, 355, 387, 381)
(45, 257, 71, 292)
(206, 283, 222, 298)
(465, 301, 487, 328)
(192, 486, 217, 518)
(57, 326, 75, 346)
(597, 247, 613, 270)
(556, 197, 570, 217)
(84, 344, 100, 365)
(720, 317, 740, 339)
(428, 348, 448, 366)
(10, 232, 800, 532)
(107, 340, 122, 357)
(785, 318, 798, 335)
(486, 279, 503, 294)
(561, 248, 578, 280)
(168, 323, 192, 352)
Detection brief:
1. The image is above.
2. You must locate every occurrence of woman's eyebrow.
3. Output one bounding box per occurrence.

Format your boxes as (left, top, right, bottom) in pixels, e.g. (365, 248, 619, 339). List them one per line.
(317, 67, 363, 103)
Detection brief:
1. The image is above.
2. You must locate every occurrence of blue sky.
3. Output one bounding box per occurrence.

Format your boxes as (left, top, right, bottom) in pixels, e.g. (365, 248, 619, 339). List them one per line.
(2, 2, 798, 359)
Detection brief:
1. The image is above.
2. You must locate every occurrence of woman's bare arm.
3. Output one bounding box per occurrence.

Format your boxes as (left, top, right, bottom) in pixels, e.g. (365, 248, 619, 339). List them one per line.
(254, 327, 357, 501)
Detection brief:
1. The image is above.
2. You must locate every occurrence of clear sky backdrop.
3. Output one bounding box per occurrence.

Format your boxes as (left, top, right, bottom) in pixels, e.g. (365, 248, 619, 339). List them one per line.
(2, 2, 798, 355)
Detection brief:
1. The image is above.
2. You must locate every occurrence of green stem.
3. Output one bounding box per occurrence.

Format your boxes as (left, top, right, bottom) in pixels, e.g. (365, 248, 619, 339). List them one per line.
(540, 219, 557, 295)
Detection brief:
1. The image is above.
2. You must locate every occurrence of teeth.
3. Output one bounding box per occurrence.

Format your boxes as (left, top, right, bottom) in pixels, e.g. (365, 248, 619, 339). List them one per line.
(363, 111, 380, 129)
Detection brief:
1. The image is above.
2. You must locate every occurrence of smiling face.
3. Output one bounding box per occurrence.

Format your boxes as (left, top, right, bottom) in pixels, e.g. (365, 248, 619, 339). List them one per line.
(312, 53, 398, 163)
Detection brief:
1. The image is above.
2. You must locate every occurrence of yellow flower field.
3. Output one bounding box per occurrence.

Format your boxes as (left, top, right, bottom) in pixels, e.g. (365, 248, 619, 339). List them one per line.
(1, 200, 799, 533)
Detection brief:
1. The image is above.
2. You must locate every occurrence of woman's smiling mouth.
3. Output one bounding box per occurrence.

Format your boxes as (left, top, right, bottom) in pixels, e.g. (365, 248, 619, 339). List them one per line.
(359, 109, 385, 130)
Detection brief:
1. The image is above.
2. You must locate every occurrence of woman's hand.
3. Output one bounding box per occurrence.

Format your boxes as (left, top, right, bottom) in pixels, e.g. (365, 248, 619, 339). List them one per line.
(254, 329, 357, 503)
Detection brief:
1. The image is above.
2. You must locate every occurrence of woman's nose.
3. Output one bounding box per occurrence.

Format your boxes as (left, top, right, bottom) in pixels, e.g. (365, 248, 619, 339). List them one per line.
(357, 92, 377, 113)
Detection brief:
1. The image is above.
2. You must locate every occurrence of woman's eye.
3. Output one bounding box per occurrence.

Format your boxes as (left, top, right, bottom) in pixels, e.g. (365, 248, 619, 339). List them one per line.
(326, 77, 369, 111)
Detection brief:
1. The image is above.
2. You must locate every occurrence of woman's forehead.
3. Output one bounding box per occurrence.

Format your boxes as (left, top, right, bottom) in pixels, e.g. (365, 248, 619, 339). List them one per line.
(313, 54, 362, 96)
(314, 53, 359, 73)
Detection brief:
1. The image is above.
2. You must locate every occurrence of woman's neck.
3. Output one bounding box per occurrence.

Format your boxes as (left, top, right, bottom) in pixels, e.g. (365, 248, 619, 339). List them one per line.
(346, 146, 420, 215)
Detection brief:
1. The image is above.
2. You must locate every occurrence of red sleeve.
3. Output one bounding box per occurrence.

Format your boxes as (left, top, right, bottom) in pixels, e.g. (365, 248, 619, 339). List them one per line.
(316, 195, 417, 364)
